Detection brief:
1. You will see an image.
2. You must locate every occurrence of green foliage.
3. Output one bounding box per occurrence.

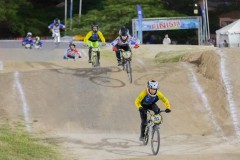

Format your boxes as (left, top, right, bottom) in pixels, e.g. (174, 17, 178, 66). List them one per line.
(155, 50, 190, 63)
(0, 0, 30, 37)
(0, 0, 64, 38)
(0, 0, 202, 39)
(66, 0, 183, 38)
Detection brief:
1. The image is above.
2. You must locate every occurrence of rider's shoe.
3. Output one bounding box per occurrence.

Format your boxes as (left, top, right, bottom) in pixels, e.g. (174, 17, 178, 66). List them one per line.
(88, 59, 91, 63)
(139, 136, 144, 141)
(117, 61, 122, 66)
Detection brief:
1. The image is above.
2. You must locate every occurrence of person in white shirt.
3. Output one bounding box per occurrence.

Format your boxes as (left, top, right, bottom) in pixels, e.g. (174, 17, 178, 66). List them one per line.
(163, 34, 171, 45)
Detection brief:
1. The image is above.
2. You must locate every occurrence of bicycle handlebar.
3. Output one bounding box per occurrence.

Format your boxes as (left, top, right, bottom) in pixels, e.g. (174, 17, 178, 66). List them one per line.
(147, 110, 166, 114)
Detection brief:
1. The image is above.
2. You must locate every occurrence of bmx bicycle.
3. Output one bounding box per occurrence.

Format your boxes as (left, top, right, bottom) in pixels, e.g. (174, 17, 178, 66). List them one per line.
(142, 110, 166, 155)
(91, 47, 100, 67)
(119, 49, 133, 83)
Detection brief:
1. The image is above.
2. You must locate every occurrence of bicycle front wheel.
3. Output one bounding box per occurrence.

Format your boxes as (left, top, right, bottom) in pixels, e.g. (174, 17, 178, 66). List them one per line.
(91, 55, 97, 67)
(151, 126, 160, 155)
(143, 127, 149, 145)
(126, 61, 132, 83)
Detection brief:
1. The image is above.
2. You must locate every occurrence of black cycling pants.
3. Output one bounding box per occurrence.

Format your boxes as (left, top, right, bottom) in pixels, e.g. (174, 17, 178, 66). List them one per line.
(139, 104, 160, 136)
(115, 45, 131, 61)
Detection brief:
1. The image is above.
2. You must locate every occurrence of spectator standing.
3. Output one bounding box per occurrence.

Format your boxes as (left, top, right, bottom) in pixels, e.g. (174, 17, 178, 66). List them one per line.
(223, 40, 228, 48)
(163, 34, 171, 45)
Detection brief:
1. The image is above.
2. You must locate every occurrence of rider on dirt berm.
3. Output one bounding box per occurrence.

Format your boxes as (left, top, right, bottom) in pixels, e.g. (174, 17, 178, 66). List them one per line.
(22, 32, 34, 48)
(111, 26, 139, 66)
(84, 23, 106, 63)
(48, 18, 65, 38)
(135, 80, 171, 141)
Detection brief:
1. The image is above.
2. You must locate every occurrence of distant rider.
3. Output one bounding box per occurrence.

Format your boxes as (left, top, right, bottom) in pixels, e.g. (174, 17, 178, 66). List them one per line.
(22, 32, 34, 48)
(135, 80, 171, 141)
(48, 18, 65, 39)
(34, 36, 43, 48)
(63, 42, 82, 60)
(84, 23, 106, 63)
(111, 26, 139, 66)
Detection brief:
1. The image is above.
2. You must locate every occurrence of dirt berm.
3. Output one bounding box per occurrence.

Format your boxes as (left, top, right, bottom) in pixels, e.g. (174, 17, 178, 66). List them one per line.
(0, 42, 239, 160)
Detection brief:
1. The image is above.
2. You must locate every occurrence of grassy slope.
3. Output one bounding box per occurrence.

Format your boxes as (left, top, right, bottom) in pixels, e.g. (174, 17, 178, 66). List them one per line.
(0, 124, 60, 160)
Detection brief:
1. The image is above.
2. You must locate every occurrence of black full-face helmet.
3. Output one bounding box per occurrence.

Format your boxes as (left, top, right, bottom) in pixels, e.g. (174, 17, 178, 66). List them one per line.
(119, 26, 129, 36)
(69, 42, 76, 48)
(54, 18, 60, 24)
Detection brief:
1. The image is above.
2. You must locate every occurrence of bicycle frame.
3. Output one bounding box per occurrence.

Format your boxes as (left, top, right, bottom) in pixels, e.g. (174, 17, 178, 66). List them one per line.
(91, 47, 100, 67)
(119, 49, 133, 83)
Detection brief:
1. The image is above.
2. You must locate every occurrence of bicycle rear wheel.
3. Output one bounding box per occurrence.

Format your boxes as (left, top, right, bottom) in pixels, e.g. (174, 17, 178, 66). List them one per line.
(151, 126, 160, 155)
(143, 127, 149, 145)
(126, 61, 132, 83)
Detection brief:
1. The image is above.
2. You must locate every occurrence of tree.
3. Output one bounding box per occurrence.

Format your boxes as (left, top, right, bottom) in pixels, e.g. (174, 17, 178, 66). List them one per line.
(67, 0, 183, 40)
(0, 0, 30, 38)
(0, 0, 65, 38)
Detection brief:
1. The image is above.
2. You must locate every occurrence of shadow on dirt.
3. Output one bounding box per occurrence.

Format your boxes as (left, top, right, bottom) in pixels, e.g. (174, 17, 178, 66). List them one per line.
(51, 66, 126, 88)
(44, 136, 152, 157)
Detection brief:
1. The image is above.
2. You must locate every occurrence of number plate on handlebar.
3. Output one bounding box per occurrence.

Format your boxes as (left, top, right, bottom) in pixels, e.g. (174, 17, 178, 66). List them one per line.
(92, 48, 99, 52)
(121, 51, 132, 59)
(150, 114, 162, 124)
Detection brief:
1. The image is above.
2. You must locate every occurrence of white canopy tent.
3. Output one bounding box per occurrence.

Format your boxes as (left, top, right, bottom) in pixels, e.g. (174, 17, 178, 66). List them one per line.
(216, 19, 240, 48)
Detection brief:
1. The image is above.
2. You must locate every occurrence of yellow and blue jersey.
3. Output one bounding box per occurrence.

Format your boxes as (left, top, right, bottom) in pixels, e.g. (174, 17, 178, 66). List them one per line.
(84, 31, 105, 44)
(135, 90, 171, 109)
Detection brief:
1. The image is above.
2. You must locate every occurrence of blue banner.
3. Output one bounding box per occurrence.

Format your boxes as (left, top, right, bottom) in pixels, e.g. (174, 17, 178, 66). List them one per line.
(137, 5, 142, 43)
(200, 3, 207, 42)
(136, 19, 200, 31)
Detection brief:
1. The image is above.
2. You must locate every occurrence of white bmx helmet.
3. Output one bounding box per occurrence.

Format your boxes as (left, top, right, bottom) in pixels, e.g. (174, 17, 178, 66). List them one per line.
(147, 80, 159, 96)
(27, 32, 32, 36)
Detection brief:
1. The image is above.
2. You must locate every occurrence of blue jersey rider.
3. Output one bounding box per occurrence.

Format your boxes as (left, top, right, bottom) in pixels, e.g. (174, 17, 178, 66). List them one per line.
(135, 80, 171, 141)
(22, 32, 34, 48)
(48, 18, 65, 38)
(34, 36, 43, 48)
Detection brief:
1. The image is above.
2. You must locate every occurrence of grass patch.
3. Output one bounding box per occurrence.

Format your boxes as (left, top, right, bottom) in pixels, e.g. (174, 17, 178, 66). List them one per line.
(0, 124, 60, 160)
(155, 50, 191, 63)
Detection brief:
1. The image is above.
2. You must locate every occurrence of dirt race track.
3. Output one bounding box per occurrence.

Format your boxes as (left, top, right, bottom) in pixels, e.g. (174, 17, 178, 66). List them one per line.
(0, 40, 240, 160)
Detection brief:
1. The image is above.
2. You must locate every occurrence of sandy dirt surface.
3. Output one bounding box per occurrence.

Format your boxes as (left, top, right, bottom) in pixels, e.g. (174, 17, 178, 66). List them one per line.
(0, 40, 240, 160)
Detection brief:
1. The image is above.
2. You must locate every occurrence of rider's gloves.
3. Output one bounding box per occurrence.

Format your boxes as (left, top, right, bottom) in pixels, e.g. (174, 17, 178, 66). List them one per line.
(165, 109, 171, 113)
(134, 44, 139, 48)
(139, 107, 145, 112)
(78, 55, 82, 58)
(112, 46, 118, 51)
